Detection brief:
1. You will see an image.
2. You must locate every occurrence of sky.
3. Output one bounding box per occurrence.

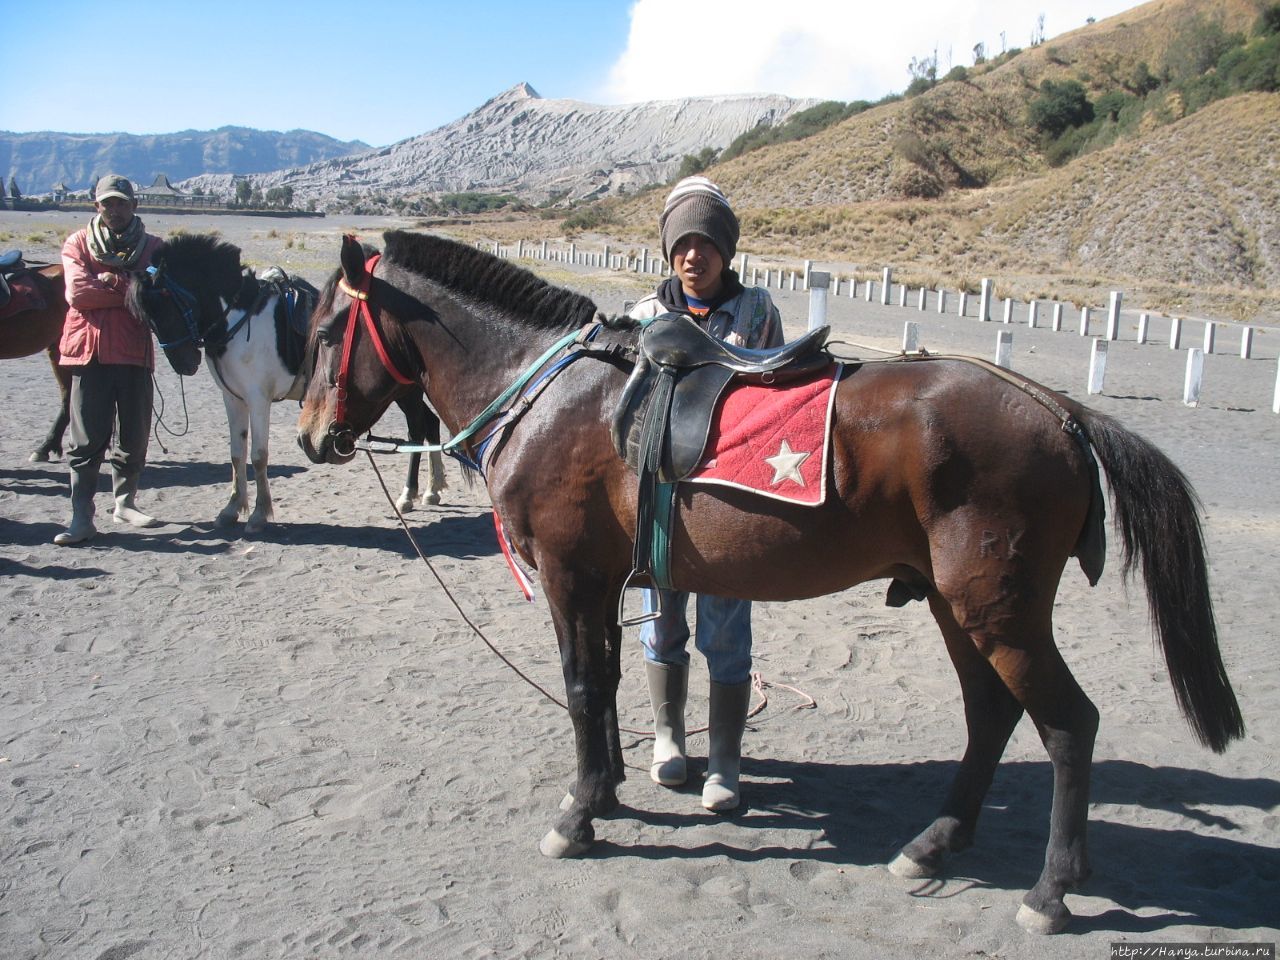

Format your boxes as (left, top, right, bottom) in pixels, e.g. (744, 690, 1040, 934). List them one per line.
(3, 0, 1146, 148)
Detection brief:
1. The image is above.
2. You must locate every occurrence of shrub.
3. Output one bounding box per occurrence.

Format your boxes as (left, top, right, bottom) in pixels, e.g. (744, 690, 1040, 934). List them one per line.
(1028, 79, 1093, 137)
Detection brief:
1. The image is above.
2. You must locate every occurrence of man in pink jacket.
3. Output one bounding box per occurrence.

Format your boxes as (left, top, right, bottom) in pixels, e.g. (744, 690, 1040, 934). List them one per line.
(54, 174, 164, 546)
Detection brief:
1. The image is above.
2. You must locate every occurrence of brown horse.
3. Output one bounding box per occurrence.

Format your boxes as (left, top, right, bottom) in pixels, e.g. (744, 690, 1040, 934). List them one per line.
(297, 231, 1243, 935)
(0, 262, 73, 461)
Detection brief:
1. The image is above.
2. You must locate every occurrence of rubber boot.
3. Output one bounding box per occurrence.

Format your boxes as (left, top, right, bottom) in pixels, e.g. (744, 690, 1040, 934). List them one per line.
(112, 471, 159, 528)
(54, 468, 98, 546)
(646, 660, 688, 786)
(702, 678, 752, 811)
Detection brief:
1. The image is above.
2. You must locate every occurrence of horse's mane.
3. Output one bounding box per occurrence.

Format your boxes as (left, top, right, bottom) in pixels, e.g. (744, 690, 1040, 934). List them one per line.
(381, 230, 604, 331)
(158, 233, 245, 294)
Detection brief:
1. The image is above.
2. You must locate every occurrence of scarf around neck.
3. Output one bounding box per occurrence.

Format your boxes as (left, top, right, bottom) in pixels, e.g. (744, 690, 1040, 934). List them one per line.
(655, 269, 744, 316)
(88, 214, 147, 269)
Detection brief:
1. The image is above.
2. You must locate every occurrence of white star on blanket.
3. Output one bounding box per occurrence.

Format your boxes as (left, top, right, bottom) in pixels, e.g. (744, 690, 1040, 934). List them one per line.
(764, 439, 811, 486)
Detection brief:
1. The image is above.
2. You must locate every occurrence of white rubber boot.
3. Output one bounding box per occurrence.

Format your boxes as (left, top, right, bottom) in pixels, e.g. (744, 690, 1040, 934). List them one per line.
(54, 469, 98, 546)
(646, 660, 688, 786)
(112, 472, 159, 528)
(702, 678, 751, 811)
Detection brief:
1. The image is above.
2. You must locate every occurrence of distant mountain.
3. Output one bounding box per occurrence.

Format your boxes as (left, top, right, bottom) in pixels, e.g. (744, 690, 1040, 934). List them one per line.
(178, 83, 819, 208)
(0, 127, 371, 195)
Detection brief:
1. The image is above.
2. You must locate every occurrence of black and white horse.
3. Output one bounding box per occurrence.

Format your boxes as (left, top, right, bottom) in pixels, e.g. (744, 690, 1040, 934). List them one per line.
(130, 234, 444, 532)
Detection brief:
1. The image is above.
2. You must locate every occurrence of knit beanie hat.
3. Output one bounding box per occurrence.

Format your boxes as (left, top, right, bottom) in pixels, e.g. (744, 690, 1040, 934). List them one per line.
(659, 176, 739, 265)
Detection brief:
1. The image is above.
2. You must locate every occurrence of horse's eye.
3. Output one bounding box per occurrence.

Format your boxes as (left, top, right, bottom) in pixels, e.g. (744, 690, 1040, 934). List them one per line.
(316, 320, 336, 347)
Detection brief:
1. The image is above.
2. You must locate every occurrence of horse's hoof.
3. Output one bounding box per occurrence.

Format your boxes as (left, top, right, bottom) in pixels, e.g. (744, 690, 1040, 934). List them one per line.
(215, 512, 239, 528)
(29, 450, 50, 463)
(425, 493, 441, 506)
(539, 828, 590, 859)
(559, 792, 575, 812)
(395, 497, 414, 513)
(888, 852, 936, 879)
(245, 517, 268, 535)
(1016, 902, 1070, 935)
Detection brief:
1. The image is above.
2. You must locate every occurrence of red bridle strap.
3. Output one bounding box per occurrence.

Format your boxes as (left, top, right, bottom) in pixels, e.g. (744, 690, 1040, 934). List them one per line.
(333, 254, 415, 429)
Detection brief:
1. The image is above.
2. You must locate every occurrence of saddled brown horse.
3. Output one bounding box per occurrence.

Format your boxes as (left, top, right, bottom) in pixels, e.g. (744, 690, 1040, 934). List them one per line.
(0, 259, 73, 461)
(297, 231, 1243, 935)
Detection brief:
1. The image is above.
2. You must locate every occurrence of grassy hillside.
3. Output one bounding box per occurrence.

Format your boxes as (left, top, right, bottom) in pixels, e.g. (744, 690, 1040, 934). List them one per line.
(545, 0, 1280, 321)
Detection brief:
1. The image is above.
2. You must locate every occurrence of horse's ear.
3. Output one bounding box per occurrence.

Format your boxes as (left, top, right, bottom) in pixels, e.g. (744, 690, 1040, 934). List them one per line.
(340, 234, 365, 285)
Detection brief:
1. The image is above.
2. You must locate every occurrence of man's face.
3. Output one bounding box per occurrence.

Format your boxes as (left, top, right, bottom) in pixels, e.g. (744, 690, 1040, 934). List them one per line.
(96, 195, 137, 232)
(671, 234, 724, 301)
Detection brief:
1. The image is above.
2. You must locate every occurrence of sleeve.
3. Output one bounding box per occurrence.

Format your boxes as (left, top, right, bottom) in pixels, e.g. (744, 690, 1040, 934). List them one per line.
(761, 295, 785, 348)
(62, 232, 128, 311)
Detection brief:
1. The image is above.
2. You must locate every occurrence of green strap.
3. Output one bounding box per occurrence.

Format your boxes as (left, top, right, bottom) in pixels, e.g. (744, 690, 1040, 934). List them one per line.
(440, 328, 583, 453)
(650, 481, 677, 590)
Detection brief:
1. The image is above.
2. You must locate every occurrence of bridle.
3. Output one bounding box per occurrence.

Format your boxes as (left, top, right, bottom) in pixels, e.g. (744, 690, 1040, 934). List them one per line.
(329, 253, 417, 457)
(144, 263, 209, 348)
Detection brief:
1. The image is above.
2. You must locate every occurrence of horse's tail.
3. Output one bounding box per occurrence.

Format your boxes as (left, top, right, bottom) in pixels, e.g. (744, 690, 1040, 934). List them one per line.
(1079, 409, 1244, 753)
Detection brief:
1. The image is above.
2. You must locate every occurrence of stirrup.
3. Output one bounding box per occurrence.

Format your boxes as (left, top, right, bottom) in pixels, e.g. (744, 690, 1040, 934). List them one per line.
(617, 568, 662, 627)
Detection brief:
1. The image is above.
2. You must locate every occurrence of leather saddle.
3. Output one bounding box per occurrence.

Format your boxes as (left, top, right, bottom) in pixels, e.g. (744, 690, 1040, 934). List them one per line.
(612, 313, 830, 605)
(0, 249, 47, 318)
(612, 313, 831, 482)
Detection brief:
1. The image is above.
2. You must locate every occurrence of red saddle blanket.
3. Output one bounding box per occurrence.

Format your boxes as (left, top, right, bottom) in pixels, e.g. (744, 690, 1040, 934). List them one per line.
(687, 362, 841, 506)
(0, 272, 48, 322)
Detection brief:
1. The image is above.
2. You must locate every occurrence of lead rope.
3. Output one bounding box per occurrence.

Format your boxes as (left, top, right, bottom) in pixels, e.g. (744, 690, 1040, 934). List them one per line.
(361, 450, 814, 736)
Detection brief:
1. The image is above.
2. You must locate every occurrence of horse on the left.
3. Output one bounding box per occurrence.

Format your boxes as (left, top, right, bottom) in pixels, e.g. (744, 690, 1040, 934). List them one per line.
(0, 251, 74, 461)
(128, 233, 445, 532)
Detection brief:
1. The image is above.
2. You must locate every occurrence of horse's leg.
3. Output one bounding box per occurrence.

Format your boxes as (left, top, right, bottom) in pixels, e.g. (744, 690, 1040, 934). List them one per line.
(424, 412, 446, 505)
(538, 568, 624, 858)
(216, 393, 250, 527)
(30, 348, 72, 462)
(890, 592, 1025, 878)
(923, 572, 1097, 933)
(244, 394, 274, 533)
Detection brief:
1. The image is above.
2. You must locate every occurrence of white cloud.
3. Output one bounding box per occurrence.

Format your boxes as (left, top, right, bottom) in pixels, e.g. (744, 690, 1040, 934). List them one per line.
(603, 0, 1143, 105)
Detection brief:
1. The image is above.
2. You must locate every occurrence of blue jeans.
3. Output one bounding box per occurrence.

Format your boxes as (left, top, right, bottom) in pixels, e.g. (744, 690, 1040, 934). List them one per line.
(639, 588, 753, 685)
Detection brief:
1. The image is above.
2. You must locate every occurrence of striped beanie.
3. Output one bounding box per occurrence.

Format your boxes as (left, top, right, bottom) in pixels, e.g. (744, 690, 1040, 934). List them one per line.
(659, 176, 739, 265)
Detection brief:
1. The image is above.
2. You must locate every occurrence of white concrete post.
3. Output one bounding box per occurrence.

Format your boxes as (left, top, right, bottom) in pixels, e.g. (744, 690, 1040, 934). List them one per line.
(640, 247, 649, 273)
(1052, 303, 1064, 331)
(541, 239, 548, 258)
(1170, 317, 1182, 350)
(569, 242, 576, 264)
(790, 271, 798, 291)
(740, 254, 750, 278)
(1241, 326, 1254, 359)
(517, 239, 524, 258)
(493, 242, 501, 256)
(849, 277, 858, 298)
(603, 244, 609, 268)
(802, 259, 812, 289)
(1002, 298, 1014, 323)
(995, 330, 1013, 368)
(866, 280, 875, 303)
(1028, 300, 1039, 328)
(807, 272, 830, 332)
(831, 277, 840, 297)
(1106, 291, 1122, 340)
(1087, 339, 1108, 395)
(778, 269, 786, 290)
(958, 291, 968, 317)
(1137, 313, 1150, 344)
(903, 321, 920, 353)
(751, 267, 758, 286)
(881, 268, 892, 305)
(1184, 348, 1204, 406)
(764, 269, 772, 288)
(937, 288, 946, 314)
(1203, 321, 1216, 354)
(918, 287, 927, 311)
(898, 284, 907, 307)
(1080, 306, 1091, 336)
(979, 278, 992, 321)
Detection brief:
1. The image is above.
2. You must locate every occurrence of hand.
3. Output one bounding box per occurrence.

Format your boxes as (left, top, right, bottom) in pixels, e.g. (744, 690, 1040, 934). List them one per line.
(97, 272, 118, 288)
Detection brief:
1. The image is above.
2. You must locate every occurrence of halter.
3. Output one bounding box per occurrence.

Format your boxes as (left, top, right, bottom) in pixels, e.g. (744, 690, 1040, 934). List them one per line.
(329, 254, 417, 456)
(145, 264, 206, 348)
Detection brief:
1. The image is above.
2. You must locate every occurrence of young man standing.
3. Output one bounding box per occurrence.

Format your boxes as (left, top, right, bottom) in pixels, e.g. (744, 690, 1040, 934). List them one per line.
(54, 174, 163, 545)
(628, 176, 784, 811)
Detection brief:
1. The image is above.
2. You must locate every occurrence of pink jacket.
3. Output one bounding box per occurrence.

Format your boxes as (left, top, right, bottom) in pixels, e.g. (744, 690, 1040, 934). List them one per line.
(59, 228, 162, 368)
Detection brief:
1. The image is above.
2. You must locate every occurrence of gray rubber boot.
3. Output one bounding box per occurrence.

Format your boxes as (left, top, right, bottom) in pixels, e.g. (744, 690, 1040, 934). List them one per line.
(112, 471, 159, 528)
(646, 660, 688, 786)
(703, 678, 752, 811)
(54, 468, 98, 546)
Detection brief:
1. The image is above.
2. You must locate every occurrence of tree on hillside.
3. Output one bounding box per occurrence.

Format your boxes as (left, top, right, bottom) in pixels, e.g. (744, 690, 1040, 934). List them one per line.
(906, 51, 938, 97)
(234, 179, 252, 207)
(674, 148, 719, 181)
(1028, 79, 1093, 137)
(8, 176, 21, 200)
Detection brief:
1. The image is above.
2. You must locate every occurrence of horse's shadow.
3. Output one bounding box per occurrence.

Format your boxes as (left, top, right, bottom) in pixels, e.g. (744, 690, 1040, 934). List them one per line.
(600, 757, 1280, 934)
(269, 511, 500, 559)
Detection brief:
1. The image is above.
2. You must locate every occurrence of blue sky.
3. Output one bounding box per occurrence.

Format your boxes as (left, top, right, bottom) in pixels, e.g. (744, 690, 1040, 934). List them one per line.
(3, 0, 1144, 147)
